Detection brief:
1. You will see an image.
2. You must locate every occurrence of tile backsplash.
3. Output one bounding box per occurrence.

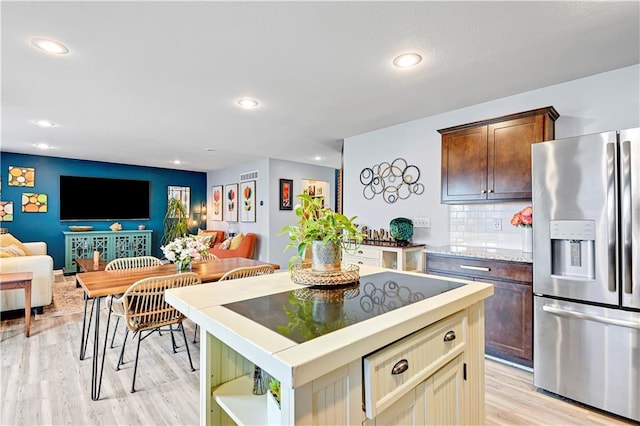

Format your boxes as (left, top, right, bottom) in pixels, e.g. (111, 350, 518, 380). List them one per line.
(449, 201, 532, 250)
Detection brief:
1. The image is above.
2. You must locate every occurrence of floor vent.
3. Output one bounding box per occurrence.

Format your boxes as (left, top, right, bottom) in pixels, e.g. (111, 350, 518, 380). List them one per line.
(240, 170, 259, 181)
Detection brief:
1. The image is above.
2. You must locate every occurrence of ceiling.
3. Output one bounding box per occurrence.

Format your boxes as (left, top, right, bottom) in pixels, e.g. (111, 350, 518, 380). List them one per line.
(2, 1, 639, 172)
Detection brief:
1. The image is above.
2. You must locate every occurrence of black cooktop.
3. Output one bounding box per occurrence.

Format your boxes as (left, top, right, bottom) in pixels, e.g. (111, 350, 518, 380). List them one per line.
(223, 271, 465, 344)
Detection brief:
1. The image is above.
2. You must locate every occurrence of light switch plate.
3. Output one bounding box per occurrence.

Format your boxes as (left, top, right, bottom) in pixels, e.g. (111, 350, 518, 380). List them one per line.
(413, 217, 430, 228)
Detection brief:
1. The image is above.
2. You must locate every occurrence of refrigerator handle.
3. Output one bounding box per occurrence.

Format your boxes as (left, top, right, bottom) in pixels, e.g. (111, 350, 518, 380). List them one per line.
(606, 142, 617, 292)
(542, 305, 640, 330)
(621, 140, 632, 295)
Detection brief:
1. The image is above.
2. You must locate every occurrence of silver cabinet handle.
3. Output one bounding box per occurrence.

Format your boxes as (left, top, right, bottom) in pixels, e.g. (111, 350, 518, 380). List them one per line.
(488, 189, 494, 193)
(460, 265, 490, 272)
(443, 331, 456, 342)
(481, 189, 487, 194)
(358, 261, 363, 264)
(357, 250, 364, 254)
(391, 359, 409, 375)
(542, 305, 640, 330)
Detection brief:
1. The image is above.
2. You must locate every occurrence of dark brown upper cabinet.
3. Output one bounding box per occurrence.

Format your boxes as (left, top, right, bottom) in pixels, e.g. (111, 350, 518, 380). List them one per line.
(438, 107, 559, 203)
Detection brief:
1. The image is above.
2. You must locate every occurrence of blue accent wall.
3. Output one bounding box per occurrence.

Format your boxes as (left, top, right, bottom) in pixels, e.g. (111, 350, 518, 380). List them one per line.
(0, 152, 206, 270)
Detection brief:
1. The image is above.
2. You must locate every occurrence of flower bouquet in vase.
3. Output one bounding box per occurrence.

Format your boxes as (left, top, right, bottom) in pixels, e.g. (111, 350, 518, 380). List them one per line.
(511, 206, 533, 252)
(161, 236, 210, 271)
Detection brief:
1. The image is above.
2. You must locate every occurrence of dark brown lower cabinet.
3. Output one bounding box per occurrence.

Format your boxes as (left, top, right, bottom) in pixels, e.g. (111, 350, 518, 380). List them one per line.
(425, 253, 533, 367)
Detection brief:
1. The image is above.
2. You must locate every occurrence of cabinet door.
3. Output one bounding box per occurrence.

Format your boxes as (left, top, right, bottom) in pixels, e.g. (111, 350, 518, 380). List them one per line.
(487, 114, 544, 200)
(480, 278, 533, 366)
(423, 354, 466, 425)
(364, 388, 424, 426)
(441, 126, 488, 203)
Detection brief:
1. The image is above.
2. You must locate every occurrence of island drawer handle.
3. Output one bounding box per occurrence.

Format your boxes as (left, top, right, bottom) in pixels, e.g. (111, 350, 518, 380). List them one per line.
(391, 359, 409, 375)
(460, 265, 490, 272)
(444, 331, 456, 342)
(358, 250, 364, 254)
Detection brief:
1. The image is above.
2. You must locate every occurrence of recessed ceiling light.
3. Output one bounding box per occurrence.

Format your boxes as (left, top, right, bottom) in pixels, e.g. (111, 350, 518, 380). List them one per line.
(314, 156, 322, 161)
(31, 37, 69, 55)
(237, 98, 259, 109)
(35, 143, 53, 150)
(173, 160, 182, 165)
(33, 119, 56, 128)
(393, 53, 422, 68)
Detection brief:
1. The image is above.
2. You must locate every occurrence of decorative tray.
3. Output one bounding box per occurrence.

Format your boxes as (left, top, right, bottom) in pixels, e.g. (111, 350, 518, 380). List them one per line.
(293, 283, 360, 302)
(69, 226, 94, 232)
(290, 263, 360, 286)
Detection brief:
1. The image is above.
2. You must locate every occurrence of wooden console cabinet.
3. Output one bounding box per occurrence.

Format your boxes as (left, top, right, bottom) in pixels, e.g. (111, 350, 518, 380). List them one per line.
(438, 106, 558, 203)
(425, 253, 533, 367)
(63, 230, 152, 273)
(343, 243, 424, 272)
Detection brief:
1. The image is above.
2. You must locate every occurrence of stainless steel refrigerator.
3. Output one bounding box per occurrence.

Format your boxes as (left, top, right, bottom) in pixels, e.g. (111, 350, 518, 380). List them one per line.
(531, 128, 639, 422)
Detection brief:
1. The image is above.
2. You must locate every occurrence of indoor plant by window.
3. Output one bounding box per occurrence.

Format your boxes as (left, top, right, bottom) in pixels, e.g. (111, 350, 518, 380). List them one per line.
(280, 194, 363, 271)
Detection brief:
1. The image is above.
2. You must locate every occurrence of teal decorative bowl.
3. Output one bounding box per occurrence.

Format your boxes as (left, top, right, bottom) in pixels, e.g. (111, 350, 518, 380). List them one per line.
(389, 217, 414, 243)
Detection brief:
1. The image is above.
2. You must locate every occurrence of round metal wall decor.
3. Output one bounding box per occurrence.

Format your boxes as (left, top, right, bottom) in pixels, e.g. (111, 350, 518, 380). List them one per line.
(359, 158, 423, 203)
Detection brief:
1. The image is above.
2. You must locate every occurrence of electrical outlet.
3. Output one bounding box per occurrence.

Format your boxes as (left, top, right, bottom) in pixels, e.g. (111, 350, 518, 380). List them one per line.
(413, 217, 430, 228)
(491, 218, 502, 231)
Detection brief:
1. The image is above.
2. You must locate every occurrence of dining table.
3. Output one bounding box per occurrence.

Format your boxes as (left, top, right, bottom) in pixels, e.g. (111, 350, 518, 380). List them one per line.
(75, 257, 280, 401)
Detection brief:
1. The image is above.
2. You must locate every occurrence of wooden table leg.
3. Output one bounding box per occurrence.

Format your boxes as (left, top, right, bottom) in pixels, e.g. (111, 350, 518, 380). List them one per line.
(0, 273, 34, 338)
(24, 279, 31, 337)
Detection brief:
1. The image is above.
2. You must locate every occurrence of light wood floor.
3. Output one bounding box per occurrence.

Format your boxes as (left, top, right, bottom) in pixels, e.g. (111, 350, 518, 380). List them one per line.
(1, 311, 635, 425)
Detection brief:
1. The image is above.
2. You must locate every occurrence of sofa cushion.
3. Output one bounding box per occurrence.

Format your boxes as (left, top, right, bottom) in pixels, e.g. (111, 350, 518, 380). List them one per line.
(0, 233, 31, 256)
(229, 233, 245, 250)
(198, 229, 225, 247)
(219, 237, 233, 250)
(0, 245, 27, 257)
(191, 233, 213, 247)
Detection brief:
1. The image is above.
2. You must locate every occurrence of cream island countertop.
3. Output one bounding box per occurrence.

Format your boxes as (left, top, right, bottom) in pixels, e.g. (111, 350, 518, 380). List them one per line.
(166, 264, 493, 425)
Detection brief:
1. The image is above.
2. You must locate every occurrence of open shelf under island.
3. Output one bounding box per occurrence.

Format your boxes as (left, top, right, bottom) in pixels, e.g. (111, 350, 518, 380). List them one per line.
(166, 264, 493, 425)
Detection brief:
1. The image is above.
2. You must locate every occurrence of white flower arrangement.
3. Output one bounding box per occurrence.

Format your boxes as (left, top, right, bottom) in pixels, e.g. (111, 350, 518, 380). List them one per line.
(161, 236, 209, 269)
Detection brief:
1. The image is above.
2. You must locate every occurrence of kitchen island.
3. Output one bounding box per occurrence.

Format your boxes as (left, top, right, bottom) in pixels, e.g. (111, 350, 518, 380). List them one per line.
(166, 265, 493, 425)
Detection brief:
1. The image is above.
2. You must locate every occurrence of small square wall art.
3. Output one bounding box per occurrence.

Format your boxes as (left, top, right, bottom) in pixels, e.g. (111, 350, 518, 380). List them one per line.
(0, 201, 14, 221)
(8, 166, 35, 187)
(22, 193, 48, 212)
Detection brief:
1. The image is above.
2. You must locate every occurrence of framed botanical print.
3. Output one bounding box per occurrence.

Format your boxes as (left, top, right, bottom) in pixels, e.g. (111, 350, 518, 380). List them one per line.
(211, 185, 223, 221)
(223, 183, 238, 222)
(240, 180, 256, 222)
(279, 179, 293, 210)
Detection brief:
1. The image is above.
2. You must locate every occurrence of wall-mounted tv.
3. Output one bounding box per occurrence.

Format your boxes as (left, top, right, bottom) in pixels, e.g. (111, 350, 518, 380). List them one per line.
(60, 175, 150, 221)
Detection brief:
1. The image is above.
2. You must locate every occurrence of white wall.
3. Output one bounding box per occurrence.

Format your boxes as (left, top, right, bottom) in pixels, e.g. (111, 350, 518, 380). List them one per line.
(207, 158, 336, 267)
(269, 159, 337, 269)
(343, 64, 640, 249)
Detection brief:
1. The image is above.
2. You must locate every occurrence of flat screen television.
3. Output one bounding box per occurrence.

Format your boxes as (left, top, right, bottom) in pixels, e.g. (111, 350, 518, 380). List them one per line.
(60, 175, 150, 221)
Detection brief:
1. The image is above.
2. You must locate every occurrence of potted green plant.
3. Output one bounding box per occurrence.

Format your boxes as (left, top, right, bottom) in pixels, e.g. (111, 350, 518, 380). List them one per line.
(162, 197, 189, 246)
(279, 194, 363, 271)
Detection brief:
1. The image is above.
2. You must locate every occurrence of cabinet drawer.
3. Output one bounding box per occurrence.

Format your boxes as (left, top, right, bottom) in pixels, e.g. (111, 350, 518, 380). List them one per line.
(351, 246, 381, 260)
(342, 255, 379, 267)
(363, 311, 467, 419)
(426, 254, 532, 283)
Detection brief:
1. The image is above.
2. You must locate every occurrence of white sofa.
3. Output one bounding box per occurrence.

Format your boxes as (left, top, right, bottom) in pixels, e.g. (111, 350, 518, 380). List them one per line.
(0, 242, 54, 312)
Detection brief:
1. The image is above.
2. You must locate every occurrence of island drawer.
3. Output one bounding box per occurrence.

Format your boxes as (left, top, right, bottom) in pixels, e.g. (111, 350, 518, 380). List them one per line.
(363, 311, 467, 419)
